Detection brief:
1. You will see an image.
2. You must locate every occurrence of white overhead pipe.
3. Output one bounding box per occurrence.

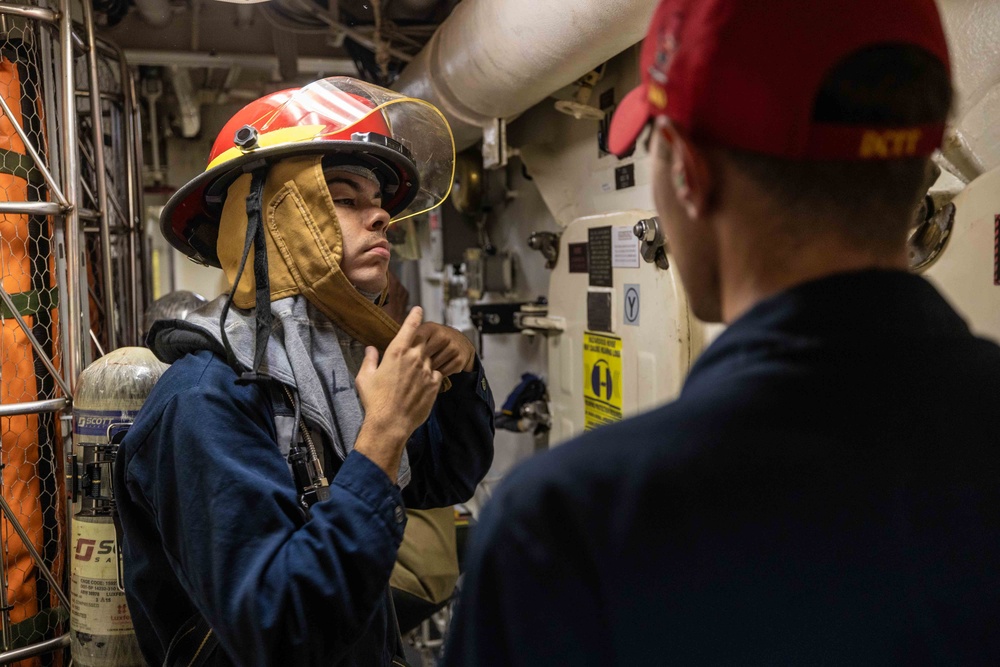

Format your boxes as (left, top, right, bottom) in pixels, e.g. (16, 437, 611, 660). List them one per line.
(395, 0, 439, 15)
(235, 3, 255, 28)
(167, 66, 200, 138)
(133, 0, 172, 27)
(124, 49, 356, 76)
(393, 0, 658, 150)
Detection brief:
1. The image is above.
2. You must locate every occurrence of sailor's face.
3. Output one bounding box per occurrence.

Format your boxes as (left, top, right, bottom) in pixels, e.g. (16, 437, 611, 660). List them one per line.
(327, 169, 392, 294)
(650, 124, 723, 323)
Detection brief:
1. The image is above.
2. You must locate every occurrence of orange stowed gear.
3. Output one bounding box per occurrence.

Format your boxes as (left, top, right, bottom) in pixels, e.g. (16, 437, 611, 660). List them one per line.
(158, 77, 456, 381)
(0, 44, 65, 666)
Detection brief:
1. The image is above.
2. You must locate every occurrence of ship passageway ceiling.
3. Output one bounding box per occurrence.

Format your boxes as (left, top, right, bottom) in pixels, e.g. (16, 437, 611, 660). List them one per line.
(101, 0, 1000, 179)
(100, 0, 456, 137)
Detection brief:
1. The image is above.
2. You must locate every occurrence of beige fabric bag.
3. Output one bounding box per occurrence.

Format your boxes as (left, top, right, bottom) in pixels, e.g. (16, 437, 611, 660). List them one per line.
(390, 507, 459, 605)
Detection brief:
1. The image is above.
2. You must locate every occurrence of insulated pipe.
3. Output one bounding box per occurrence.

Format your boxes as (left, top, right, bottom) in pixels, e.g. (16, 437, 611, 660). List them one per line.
(133, 0, 172, 27)
(168, 66, 200, 138)
(141, 79, 162, 183)
(124, 49, 355, 75)
(235, 3, 254, 28)
(394, 0, 438, 15)
(393, 0, 658, 150)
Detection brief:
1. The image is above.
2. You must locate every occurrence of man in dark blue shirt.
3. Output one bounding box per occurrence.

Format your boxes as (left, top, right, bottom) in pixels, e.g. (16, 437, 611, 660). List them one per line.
(444, 0, 1000, 664)
(117, 79, 495, 666)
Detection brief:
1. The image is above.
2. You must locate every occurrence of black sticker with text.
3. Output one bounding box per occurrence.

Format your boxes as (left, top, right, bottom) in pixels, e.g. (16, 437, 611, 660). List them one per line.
(615, 163, 635, 190)
(588, 226, 613, 287)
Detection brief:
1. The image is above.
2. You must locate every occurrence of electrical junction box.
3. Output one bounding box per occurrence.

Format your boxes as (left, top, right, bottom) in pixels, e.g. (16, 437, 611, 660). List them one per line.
(546, 210, 712, 445)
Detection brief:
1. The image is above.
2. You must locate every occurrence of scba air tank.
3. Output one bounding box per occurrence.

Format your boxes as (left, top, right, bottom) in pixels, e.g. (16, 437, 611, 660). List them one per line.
(69, 347, 167, 667)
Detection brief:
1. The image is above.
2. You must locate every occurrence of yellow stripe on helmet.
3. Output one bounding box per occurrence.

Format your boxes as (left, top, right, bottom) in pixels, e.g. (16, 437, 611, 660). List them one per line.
(206, 125, 327, 171)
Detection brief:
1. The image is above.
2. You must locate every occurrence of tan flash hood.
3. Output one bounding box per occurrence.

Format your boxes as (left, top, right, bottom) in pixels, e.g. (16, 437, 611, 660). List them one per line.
(217, 155, 401, 353)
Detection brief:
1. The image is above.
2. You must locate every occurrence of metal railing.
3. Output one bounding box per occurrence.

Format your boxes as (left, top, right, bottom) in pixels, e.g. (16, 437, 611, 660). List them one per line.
(0, 0, 146, 661)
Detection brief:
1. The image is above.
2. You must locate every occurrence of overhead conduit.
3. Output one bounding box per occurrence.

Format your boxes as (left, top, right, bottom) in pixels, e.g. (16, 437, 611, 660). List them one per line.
(397, 0, 1000, 180)
(133, 0, 171, 27)
(393, 0, 659, 150)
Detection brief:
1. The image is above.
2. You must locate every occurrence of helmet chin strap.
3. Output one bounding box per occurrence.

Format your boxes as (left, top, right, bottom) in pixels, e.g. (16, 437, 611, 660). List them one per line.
(220, 166, 272, 383)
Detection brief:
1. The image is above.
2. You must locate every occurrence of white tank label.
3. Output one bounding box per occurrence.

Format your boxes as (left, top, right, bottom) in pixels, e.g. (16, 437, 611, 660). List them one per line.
(70, 520, 134, 635)
(74, 408, 138, 447)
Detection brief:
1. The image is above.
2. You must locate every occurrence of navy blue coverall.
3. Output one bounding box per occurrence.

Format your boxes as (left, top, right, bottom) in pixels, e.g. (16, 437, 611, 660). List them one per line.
(445, 270, 1000, 666)
(117, 345, 494, 666)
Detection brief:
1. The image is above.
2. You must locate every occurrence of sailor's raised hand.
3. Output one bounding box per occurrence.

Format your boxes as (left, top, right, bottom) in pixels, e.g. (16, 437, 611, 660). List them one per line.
(354, 307, 442, 480)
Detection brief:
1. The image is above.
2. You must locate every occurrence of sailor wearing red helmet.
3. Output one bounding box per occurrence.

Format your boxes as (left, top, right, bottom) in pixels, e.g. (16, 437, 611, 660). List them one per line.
(115, 77, 494, 667)
(445, 0, 1000, 665)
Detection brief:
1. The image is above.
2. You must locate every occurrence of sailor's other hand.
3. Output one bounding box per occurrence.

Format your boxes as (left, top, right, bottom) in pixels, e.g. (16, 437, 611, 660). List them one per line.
(381, 270, 410, 326)
(354, 307, 442, 480)
(415, 322, 477, 376)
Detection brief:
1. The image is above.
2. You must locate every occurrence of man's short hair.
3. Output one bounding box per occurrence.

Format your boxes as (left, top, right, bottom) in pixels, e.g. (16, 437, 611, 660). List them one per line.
(720, 45, 952, 248)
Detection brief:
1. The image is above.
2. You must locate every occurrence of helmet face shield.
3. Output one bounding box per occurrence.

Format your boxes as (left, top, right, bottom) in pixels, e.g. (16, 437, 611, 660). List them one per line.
(320, 78, 456, 222)
(160, 76, 456, 266)
(204, 77, 455, 221)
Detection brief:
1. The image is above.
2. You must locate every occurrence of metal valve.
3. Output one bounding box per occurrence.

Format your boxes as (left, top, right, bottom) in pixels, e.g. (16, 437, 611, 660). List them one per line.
(632, 217, 670, 270)
(528, 231, 560, 269)
(633, 218, 656, 242)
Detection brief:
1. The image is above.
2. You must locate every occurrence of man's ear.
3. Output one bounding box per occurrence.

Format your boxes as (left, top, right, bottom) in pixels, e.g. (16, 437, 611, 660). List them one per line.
(662, 123, 712, 220)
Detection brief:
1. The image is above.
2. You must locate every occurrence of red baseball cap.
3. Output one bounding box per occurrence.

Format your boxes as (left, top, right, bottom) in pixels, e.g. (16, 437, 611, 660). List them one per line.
(608, 0, 950, 160)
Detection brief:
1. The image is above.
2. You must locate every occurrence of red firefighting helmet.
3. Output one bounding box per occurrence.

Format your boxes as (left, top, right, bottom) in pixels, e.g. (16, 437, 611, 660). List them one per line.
(160, 77, 456, 267)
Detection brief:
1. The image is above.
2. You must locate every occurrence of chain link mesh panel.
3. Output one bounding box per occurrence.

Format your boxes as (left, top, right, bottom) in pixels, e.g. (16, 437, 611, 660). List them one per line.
(0, 0, 147, 663)
(0, 7, 68, 666)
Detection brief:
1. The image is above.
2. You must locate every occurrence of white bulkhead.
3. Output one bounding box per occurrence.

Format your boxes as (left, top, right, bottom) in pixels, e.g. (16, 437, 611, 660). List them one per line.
(545, 210, 708, 445)
(924, 164, 1000, 342)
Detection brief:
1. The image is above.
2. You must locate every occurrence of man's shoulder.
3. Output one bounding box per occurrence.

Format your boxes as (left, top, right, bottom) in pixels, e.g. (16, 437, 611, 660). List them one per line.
(124, 349, 271, 452)
(144, 348, 251, 410)
(485, 399, 713, 534)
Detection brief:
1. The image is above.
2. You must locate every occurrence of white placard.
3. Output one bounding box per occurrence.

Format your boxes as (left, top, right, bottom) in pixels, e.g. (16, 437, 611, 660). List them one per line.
(612, 226, 640, 268)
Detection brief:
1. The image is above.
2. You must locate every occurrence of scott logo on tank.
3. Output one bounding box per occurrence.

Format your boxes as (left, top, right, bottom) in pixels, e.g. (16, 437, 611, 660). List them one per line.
(74, 537, 116, 562)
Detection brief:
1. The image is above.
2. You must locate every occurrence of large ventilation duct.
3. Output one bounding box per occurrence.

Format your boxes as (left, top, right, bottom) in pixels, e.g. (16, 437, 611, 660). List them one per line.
(393, 0, 658, 150)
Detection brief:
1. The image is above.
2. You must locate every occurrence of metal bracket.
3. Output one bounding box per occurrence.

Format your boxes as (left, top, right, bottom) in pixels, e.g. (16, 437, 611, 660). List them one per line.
(633, 216, 670, 270)
(908, 200, 955, 272)
(514, 302, 565, 336)
(470, 301, 565, 337)
(520, 400, 552, 434)
(483, 118, 509, 170)
(528, 231, 561, 269)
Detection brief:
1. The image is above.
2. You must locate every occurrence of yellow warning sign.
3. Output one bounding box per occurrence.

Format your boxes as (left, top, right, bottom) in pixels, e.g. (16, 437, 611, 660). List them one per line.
(583, 332, 623, 431)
